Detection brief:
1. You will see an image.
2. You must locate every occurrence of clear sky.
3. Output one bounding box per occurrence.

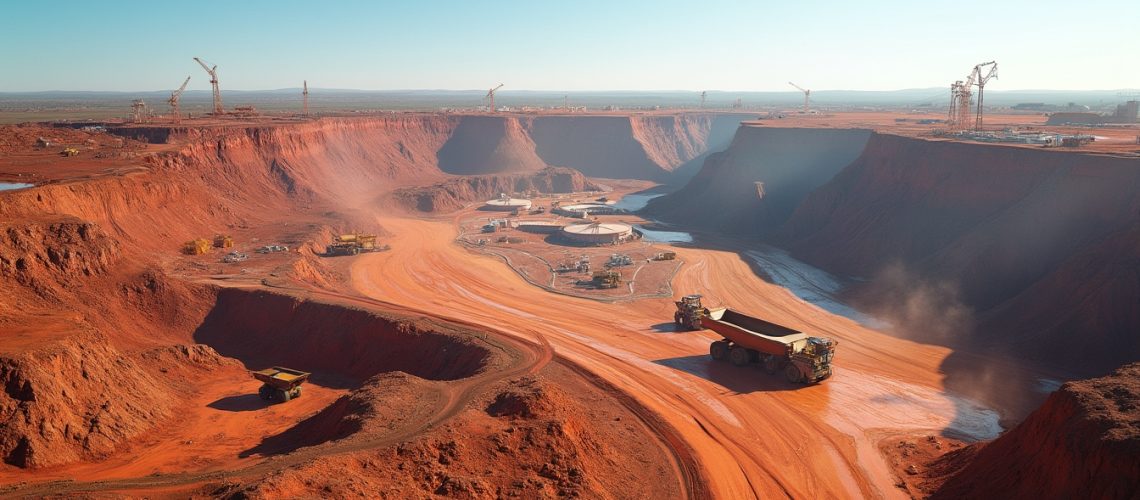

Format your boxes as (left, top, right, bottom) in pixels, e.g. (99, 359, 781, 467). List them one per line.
(1, 0, 1135, 92)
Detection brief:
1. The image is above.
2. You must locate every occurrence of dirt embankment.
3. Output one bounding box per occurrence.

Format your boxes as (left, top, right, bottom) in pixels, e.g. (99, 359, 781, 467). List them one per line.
(194, 288, 502, 384)
(389, 166, 602, 213)
(930, 362, 1140, 499)
(213, 369, 683, 499)
(642, 126, 871, 233)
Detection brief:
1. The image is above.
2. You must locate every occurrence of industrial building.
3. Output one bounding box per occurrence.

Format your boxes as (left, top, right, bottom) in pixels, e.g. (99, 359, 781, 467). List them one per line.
(560, 222, 634, 245)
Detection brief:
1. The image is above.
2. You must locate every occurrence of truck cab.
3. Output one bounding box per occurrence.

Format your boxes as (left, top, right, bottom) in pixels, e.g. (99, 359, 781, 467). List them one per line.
(674, 294, 711, 330)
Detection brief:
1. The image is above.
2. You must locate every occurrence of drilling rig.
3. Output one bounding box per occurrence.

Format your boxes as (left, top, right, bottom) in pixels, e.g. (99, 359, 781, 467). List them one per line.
(486, 83, 504, 113)
(168, 76, 191, 124)
(788, 82, 811, 113)
(700, 90, 707, 108)
(193, 57, 224, 116)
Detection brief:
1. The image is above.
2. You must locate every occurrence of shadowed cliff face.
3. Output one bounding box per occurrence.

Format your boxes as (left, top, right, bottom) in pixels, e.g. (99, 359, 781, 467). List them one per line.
(651, 127, 1140, 375)
(526, 114, 753, 181)
(641, 127, 872, 234)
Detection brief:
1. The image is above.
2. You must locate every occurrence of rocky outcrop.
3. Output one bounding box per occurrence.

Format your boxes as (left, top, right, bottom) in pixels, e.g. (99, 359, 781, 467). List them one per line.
(934, 363, 1140, 499)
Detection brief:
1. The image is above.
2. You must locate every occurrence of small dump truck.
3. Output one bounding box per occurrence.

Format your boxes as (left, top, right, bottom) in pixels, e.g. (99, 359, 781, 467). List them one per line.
(674, 295, 837, 384)
(324, 233, 390, 256)
(252, 366, 311, 403)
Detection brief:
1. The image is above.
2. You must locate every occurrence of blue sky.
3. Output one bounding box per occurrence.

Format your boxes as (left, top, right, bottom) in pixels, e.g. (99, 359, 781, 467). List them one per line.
(1, 0, 1135, 92)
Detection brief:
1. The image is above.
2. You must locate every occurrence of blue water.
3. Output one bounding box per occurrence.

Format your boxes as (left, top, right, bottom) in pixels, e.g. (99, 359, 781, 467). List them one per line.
(612, 192, 665, 212)
(0, 182, 34, 191)
(635, 225, 693, 243)
(745, 245, 888, 329)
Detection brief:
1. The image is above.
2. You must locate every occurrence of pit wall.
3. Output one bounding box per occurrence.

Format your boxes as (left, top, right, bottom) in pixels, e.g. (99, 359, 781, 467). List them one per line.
(194, 288, 499, 383)
(525, 114, 751, 181)
(653, 127, 1140, 374)
(641, 126, 873, 233)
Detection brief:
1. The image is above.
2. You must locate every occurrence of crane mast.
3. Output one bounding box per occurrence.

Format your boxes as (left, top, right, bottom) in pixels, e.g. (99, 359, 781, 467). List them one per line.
(193, 57, 223, 115)
(788, 82, 810, 113)
(486, 83, 504, 113)
(168, 75, 191, 124)
(303, 80, 310, 117)
(973, 61, 998, 131)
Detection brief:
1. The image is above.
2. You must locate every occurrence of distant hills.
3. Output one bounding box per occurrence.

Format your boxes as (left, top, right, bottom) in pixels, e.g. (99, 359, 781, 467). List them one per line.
(1, 88, 1135, 114)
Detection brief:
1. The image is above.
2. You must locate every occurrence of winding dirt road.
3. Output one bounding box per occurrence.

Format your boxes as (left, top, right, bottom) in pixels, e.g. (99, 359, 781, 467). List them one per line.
(349, 214, 1003, 499)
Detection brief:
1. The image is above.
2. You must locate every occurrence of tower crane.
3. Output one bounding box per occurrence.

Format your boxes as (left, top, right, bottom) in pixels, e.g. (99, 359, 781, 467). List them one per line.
(486, 83, 504, 113)
(168, 75, 190, 124)
(972, 61, 998, 131)
(788, 82, 810, 113)
(303, 80, 310, 117)
(193, 57, 224, 115)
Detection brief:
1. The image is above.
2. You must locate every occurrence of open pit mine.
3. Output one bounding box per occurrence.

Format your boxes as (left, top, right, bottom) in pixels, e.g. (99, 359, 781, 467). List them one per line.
(1, 110, 1138, 498)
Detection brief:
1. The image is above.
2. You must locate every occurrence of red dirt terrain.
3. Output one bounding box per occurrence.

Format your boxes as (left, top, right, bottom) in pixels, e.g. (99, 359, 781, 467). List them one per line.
(1, 111, 1134, 498)
(882, 363, 1140, 498)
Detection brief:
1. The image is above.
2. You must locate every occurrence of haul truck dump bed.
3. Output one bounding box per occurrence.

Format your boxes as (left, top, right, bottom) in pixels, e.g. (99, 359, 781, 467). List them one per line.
(702, 308, 810, 356)
(252, 366, 311, 403)
(674, 294, 836, 384)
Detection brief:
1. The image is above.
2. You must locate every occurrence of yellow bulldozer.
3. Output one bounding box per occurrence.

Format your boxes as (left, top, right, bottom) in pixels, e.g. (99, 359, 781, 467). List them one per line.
(592, 270, 622, 289)
(213, 234, 234, 249)
(182, 238, 211, 255)
(59, 147, 80, 157)
(325, 233, 390, 256)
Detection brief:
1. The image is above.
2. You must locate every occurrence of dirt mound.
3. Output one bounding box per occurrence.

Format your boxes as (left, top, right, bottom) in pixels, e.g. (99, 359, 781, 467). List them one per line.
(486, 377, 558, 418)
(643, 126, 871, 233)
(934, 363, 1140, 499)
(0, 331, 173, 468)
(390, 166, 601, 213)
(211, 369, 681, 499)
(194, 288, 502, 383)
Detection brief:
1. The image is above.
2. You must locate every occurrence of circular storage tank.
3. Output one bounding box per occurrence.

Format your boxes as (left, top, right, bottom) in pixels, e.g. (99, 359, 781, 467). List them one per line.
(484, 197, 532, 211)
(553, 203, 619, 217)
(560, 222, 633, 245)
(516, 220, 563, 234)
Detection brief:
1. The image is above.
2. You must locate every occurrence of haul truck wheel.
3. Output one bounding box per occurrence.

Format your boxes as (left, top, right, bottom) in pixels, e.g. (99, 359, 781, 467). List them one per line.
(729, 346, 750, 367)
(763, 356, 781, 374)
(785, 364, 803, 383)
(275, 388, 291, 402)
(710, 340, 729, 361)
(258, 385, 273, 401)
(674, 312, 683, 326)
